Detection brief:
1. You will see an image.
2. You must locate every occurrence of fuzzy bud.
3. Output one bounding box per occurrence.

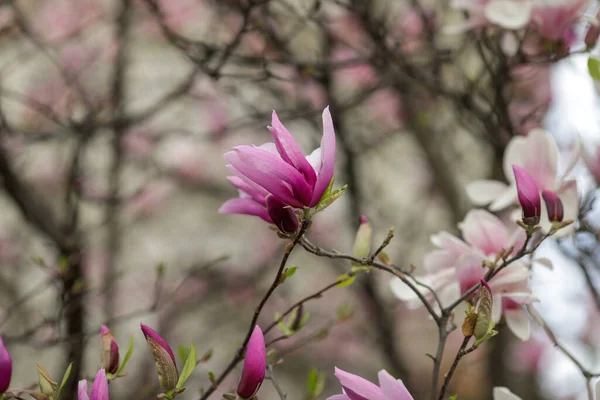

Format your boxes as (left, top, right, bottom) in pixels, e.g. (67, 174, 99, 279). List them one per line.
(100, 326, 120, 375)
(513, 165, 541, 226)
(140, 323, 179, 391)
(265, 195, 299, 234)
(0, 336, 11, 394)
(352, 216, 372, 260)
(36, 363, 57, 396)
(541, 190, 564, 223)
(237, 326, 266, 399)
(474, 280, 493, 340)
(462, 312, 477, 338)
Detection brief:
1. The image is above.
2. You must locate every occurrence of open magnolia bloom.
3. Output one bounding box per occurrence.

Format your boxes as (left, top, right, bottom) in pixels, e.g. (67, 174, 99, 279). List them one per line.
(222, 107, 336, 210)
(466, 129, 579, 237)
(327, 368, 414, 400)
(390, 210, 538, 340)
(449, 0, 587, 41)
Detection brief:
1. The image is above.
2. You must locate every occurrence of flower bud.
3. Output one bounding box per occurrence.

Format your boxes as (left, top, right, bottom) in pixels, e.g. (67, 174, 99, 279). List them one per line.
(36, 363, 57, 396)
(586, 14, 600, 49)
(513, 165, 541, 226)
(237, 326, 266, 399)
(265, 195, 299, 234)
(0, 336, 11, 394)
(541, 190, 564, 223)
(352, 216, 372, 259)
(140, 323, 179, 391)
(474, 280, 493, 341)
(461, 312, 477, 338)
(100, 326, 119, 375)
(79, 368, 110, 400)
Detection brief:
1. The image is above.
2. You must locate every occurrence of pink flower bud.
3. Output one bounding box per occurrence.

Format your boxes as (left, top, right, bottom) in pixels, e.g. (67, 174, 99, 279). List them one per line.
(0, 336, 11, 393)
(237, 326, 266, 399)
(140, 323, 179, 391)
(513, 165, 541, 225)
(78, 368, 109, 400)
(100, 325, 119, 375)
(265, 195, 299, 233)
(541, 190, 564, 222)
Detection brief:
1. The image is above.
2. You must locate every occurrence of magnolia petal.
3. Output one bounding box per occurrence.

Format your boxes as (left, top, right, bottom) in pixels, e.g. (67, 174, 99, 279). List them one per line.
(377, 370, 414, 400)
(489, 188, 518, 211)
(460, 210, 510, 256)
(503, 292, 539, 305)
(310, 107, 336, 206)
(522, 129, 559, 189)
(90, 369, 109, 400)
(219, 198, 271, 223)
(492, 294, 503, 323)
(533, 257, 553, 270)
(237, 326, 266, 399)
(554, 180, 578, 237)
(226, 147, 312, 207)
(269, 111, 317, 187)
(504, 136, 529, 184)
(306, 148, 322, 172)
(466, 180, 511, 206)
(326, 396, 352, 400)
(334, 368, 384, 400)
(505, 308, 531, 341)
(493, 387, 522, 400)
(78, 380, 90, 400)
(484, 0, 533, 29)
(560, 137, 582, 181)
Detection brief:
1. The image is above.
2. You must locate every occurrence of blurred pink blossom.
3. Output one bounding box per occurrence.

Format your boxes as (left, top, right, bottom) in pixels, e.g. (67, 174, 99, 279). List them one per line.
(508, 64, 552, 135)
(390, 209, 536, 340)
(328, 368, 414, 400)
(124, 181, 174, 219)
(33, 0, 102, 42)
(466, 129, 579, 235)
(121, 129, 157, 160)
(331, 46, 377, 89)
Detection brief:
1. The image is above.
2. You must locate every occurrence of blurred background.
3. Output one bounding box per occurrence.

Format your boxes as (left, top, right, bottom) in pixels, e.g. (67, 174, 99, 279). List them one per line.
(0, 0, 600, 399)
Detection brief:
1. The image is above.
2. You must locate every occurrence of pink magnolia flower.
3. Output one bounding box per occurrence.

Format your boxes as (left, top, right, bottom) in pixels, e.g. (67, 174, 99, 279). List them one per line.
(222, 107, 336, 210)
(237, 326, 266, 399)
(390, 210, 537, 340)
(0, 336, 10, 393)
(541, 189, 563, 222)
(327, 367, 414, 400)
(78, 369, 109, 400)
(583, 145, 600, 184)
(466, 129, 579, 236)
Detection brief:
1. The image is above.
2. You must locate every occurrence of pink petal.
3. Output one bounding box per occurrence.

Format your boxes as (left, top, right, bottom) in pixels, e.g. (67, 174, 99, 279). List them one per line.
(219, 198, 271, 223)
(226, 175, 268, 204)
(507, 129, 558, 190)
(226, 147, 311, 207)
(0, 337, 11, 394)
(309, 107, 336, 206)
(140, 323, 176, 366)
(334, 368, 384, 400)
(78, 380, 89, 400)
(238, 326, 266, 399)
(460, 210, 509, 256)
(90, 369, 109, 400)
(269, 111, 317, 187)
(327, 396, 352, 400)
(377, 370, 413, 400)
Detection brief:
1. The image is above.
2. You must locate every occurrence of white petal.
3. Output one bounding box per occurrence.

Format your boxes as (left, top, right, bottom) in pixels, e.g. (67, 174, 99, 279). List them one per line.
(466, 180, 511, 206)
(501, 31, 519, 56)
(504, 136, 529, 183)
(559, 137, 582, 181)
(505, 308, 531, 341)
(484, 0, 533, 29)
(493, 387, 523, 400)
(492, 294, 503, 323)
(489, 187, 518, 211)
(306, 147, 322, 172)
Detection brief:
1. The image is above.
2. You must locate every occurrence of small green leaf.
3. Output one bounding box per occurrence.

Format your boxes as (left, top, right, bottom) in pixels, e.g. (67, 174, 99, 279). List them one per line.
(116, 335, 134, 377)
(336, 304, 355, 321)
(178, 345, 188, 365)
(336, 274, 355, 287)
(208, 371, 217, 388)
(284, 266, 297, 278)
(449, 395, 458, 400)
(222, 394, 237, 400)
(314, 184, 347, 214)
(52, 363, 73, 400)
(589, 57, 600, 80)
(176, 344, 197, 390)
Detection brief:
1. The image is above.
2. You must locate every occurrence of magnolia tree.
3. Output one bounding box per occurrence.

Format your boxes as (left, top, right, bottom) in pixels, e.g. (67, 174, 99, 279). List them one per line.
(1, 0, 600, 399)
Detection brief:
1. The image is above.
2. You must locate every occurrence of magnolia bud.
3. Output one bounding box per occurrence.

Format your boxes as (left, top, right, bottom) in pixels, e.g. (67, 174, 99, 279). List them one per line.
(513, 165, 541, 226)
(474, 280, 493, 340)
(237, 326, 266, 399)
(36, 363, 57, 396)
(541, 190, 564, 223)
(352, 216, 372, 259)
(79, 369, 109, 400)
(0, 336, 11, 394)
(140, 323, 179, 391)
(100, 326, 120, 375)
(461, 312, 477, 338)
(265, 195, 299, 234)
